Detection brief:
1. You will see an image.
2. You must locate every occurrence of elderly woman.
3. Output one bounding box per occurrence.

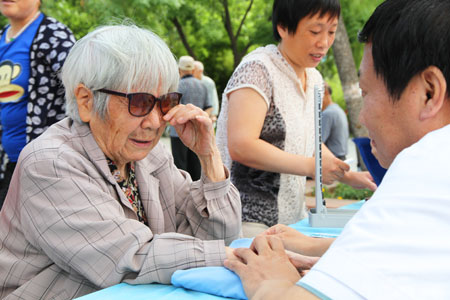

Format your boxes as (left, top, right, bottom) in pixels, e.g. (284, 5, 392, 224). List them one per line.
(0, 25, 241, 299)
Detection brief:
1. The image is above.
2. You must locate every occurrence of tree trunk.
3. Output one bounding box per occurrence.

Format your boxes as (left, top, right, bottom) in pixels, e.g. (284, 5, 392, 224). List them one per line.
(332, 14, 368, 138)
(171, 17, 197, 59)
(220, 0, 254, 68)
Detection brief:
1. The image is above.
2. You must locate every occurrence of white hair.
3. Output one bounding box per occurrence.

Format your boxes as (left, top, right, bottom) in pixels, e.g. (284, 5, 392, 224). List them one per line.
(194, 61, 204, 71)
(61, 24, 179, 123)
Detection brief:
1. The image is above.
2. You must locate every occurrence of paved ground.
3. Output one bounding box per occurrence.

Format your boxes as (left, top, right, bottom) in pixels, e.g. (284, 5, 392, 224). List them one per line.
(160, 135, 171, 150)
(305, 179, 359, 209)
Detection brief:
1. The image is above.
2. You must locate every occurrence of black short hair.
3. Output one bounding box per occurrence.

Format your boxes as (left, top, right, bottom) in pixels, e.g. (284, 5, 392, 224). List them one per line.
(272, 0, 340, 42)
(358, 0, 450, 100)
(325, 83, 332, 95)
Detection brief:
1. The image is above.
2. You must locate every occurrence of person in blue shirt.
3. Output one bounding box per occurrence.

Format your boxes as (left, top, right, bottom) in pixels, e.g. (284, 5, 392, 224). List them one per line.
(322, 82, 349, 160)
(0, 0, 75, 207)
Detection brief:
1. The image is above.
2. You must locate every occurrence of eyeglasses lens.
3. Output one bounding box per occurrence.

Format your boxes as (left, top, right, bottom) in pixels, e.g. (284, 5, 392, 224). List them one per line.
(160, 93, 181, 114)
(129, 94, 155, 117)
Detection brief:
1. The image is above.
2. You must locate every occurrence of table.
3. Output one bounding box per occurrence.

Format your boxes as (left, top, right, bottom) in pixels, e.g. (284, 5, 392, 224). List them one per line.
(76, 201, 365, 300)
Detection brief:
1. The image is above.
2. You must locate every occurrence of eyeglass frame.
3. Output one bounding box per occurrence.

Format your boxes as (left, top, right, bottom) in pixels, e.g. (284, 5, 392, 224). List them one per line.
(96, 88, 182, 117)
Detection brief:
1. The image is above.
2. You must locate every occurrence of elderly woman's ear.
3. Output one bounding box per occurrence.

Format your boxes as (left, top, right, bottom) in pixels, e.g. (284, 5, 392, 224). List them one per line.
(74, 83, 94, 123)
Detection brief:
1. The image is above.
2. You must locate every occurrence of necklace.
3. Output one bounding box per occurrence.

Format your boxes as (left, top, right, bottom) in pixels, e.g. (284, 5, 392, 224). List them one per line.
(5, 11, 41, 43)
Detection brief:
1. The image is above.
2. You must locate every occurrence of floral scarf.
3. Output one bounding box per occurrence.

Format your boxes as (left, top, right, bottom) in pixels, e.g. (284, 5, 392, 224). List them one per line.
(107, 158, 148, 225)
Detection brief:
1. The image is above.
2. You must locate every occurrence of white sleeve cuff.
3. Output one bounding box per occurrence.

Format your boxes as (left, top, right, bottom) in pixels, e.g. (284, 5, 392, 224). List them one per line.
(300, 269, 364, 300)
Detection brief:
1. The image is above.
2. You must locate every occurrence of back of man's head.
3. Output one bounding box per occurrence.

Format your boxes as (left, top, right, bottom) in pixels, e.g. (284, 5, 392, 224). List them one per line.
(358, 0, 450, 100)
(193, 61, 204, 80)
(179, 56, 195, 75)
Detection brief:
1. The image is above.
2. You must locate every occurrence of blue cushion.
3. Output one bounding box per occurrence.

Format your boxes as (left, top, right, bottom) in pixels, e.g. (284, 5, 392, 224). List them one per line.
(170, 202, 366, 299)
(171, 239, 251, 299)
(172, 266, 247, 300)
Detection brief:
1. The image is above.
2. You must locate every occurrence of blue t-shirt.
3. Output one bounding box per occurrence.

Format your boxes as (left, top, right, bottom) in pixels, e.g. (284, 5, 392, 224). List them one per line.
(0, 13, 44, 162)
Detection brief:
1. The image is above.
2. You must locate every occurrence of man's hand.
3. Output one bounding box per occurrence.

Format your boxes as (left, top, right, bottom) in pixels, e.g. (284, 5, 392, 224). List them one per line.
(224, 236, 301, 299)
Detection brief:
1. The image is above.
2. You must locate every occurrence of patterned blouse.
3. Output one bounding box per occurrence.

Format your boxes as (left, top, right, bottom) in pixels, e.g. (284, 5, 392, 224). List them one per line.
(107, 158, 148, 225)
(216, 44, 324, 226)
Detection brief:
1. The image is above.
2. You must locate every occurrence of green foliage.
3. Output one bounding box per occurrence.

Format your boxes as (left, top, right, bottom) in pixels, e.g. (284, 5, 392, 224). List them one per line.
(312, 183, 374, 200)
(340, 0, 384, 69)
(42, 1, 98, 39)
(28, 0, 382, 102)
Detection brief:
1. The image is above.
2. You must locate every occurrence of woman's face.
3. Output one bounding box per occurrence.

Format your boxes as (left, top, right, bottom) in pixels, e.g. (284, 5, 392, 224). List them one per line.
(86, 88, 167, 168)
(0, 0, 40, 21)
(278, 13, 338, 71)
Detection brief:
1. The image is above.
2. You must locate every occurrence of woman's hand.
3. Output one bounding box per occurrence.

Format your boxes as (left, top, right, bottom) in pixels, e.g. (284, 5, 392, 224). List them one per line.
(164, 104, 225, 181)
(319, 149, 350, 184)
(261, 224, 334, 257)
(164, 103, 215, 156)
(340, 171, 377, 191)
(285, 250, 320, 277)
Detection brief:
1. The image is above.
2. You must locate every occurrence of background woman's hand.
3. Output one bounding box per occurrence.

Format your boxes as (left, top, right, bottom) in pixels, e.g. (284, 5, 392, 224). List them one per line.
(340, 171, 377, 191)
(320, 152, 350, 184)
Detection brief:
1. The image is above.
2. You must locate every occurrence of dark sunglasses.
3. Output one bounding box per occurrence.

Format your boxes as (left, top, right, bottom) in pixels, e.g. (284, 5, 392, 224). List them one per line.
(97, 88, 182, 117)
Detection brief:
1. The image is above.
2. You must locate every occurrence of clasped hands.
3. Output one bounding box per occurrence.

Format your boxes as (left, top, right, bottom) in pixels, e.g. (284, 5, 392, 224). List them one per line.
(224, 225, 321, 299)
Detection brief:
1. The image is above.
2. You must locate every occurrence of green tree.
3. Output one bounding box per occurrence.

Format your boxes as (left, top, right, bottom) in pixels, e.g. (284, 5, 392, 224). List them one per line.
(19, 0, 384, 116)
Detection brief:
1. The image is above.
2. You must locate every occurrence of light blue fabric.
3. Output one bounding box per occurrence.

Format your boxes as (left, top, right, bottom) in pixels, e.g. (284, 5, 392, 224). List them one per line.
(75, 283, 227, 300)
(78, 202, 365, 300)
(297, 281, 332, 300)
(172, 267, 247, 300)
(170, 201, 366, 299)
(171, 238, 253, 300)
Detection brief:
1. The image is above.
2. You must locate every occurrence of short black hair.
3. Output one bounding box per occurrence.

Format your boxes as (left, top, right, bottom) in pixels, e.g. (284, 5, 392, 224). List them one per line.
(325, 83, 332, 95)
(272, 0, 340, 42)
(359, 0, 450, 100)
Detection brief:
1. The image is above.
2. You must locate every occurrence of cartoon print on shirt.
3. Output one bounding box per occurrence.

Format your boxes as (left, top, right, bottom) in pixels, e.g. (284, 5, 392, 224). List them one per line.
(0, 60, 23, 103)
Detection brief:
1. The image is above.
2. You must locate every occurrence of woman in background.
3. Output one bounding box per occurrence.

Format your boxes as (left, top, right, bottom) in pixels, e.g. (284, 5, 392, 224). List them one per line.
(0, 0, 75, 207)
(216, 0, 376, 237)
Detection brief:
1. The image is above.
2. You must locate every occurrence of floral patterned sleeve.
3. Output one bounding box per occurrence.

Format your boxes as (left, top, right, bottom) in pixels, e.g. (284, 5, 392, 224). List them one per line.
(27, 16, 76, 141)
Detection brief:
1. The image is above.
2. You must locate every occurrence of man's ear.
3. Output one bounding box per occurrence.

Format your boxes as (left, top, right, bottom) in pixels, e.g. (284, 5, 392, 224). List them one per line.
(419, 66, 447, 121)
(74, 84, 94, 123)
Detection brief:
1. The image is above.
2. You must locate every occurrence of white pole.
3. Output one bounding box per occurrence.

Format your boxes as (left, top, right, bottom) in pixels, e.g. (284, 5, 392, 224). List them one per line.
(314, 85, 326, 214)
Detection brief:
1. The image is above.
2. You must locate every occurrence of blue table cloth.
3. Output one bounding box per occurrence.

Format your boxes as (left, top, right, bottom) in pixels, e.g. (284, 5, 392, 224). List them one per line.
(77, 201, 365, 300)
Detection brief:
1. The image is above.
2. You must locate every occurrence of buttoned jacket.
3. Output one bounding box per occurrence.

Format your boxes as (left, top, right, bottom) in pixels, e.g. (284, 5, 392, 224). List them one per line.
(0, 118, 241, 300)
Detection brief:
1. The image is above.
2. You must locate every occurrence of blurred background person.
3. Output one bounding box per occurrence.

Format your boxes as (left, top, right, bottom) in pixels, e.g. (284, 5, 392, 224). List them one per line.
(0, 0, 75, 207)
(322, 82, 349, 160)
(170, 55, 212, 181)
(216, 0, 376, 237)
(194, 60, 220, 124)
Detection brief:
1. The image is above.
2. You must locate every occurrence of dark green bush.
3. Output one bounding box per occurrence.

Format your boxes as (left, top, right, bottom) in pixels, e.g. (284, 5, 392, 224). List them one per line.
(312, 183, 373, 200)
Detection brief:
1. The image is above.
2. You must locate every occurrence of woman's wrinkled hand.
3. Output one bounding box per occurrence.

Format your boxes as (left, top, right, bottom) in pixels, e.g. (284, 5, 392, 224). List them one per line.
(163, 103, 215, 157)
